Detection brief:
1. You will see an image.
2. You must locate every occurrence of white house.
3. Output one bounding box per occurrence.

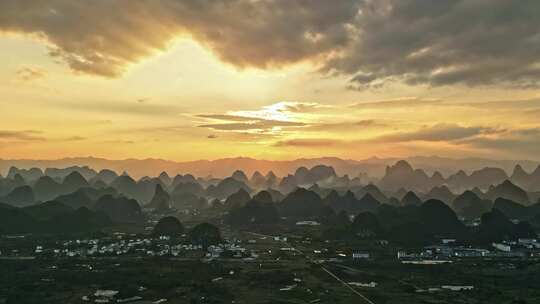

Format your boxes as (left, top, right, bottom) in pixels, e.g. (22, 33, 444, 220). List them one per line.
(492, 242, 511, 252)
(352, 251, 370, 259)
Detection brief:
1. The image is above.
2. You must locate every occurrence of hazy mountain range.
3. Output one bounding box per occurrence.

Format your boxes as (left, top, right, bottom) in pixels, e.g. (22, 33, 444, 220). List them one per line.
(1, 156, 538, 179)
(2, 160, 539, 240)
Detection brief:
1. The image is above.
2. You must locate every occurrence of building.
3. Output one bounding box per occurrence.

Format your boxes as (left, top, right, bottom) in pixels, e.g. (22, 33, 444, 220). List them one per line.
(492, 243, 511, 252)
(453, 248, 489, 257)
(397, 251, 418, 259)
(352, 251, 370, 259)
(295, 221, 321, 226)
(518, 239, 539, 248)
(441, 285, 474, 291)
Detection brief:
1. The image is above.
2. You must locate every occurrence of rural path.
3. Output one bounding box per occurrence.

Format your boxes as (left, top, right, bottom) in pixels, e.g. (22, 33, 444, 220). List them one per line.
(245, 231, 376, 304)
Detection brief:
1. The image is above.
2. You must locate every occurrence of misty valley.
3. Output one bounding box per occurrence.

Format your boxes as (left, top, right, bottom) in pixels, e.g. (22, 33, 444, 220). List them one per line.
(1, 161, 539, 303)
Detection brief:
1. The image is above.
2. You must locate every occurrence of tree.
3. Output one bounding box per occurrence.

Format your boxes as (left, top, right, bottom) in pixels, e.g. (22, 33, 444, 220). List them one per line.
(189, 223, 222, 249)
(352, 212, 382, 236)
(153, 216, 184, 236)
(227, 200, 279, 226)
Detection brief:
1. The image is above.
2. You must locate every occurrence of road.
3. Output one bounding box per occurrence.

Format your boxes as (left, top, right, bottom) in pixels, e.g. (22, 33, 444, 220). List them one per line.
(245, 231, 377, 304)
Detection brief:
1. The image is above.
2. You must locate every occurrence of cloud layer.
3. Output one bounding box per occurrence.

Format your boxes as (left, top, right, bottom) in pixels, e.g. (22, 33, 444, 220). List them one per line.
(335, 0, 540, 89)
(16, 66, 47, 81)
(3, 1, 540, 88)
(0, 130, 44, 141)
(374, 123, 500, 143)
(0, 0, 357, 77)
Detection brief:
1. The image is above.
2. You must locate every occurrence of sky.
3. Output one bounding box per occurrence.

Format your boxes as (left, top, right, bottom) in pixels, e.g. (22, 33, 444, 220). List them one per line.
(1, 0, 540, 162)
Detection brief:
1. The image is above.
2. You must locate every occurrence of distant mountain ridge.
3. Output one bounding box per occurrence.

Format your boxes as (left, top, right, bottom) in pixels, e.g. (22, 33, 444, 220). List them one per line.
(378, 161, 540, 193)
(2, 160, 540, 236)
(1, 155, 538, 179)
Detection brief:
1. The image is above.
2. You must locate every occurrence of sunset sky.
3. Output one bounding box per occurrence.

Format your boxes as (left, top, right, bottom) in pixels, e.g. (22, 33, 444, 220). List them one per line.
(1, 1, 540, 162)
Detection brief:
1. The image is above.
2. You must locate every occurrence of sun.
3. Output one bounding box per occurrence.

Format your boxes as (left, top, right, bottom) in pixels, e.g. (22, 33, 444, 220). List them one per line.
(230, 102, 304, 122)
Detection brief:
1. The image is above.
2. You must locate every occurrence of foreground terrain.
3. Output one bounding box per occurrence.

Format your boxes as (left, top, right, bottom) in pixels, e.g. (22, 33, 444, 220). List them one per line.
(1, 229, 539, 304)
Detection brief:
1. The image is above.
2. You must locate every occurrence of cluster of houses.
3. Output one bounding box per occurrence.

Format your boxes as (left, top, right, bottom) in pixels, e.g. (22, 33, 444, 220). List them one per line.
(1, 234, 266, 260)
(80, 287, 167, 304)
(206, 243, 253, 259)
(0, 235, 208, 258)
(416, 285, 475, 293)
(398, 238, 540, 261)
(6, 233, 539, 265)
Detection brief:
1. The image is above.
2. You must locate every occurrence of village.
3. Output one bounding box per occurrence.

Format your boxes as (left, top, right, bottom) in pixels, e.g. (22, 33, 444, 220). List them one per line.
(2, 227, 540, 303)
(2, 229, 540, 263)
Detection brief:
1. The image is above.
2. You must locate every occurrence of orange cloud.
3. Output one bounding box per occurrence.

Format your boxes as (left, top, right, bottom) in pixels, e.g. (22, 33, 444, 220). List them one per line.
(16, 66, 47, 81)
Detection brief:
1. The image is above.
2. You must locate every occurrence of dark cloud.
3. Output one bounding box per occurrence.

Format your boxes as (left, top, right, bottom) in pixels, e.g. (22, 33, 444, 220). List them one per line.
(200, 110, 387, 134)
(230, 132, 279, 142)
(196, 114, 257, 122)
(207, 134, 218, 139)
(527, 108, 540, 116)
(278, 102, 326, 113)
(456, 98, 540, 110)
(305, 119, 388, 132)
(0, 130, 45, 141)
(276, 123, 501, 147)
(3, 1, 540, 88)
(0, 0, 359, 77)
(350, 97, 442, 108)
(457, 128, 540, 156)
(375, 123, 500, 142)
(58, 101, 181, 116)
(330, 0, 540, 88)
(273, 125, 540, 160)
(62, 136, 86, 141)
(274, 138, 343, 148)
(198, 111, 305, 132)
